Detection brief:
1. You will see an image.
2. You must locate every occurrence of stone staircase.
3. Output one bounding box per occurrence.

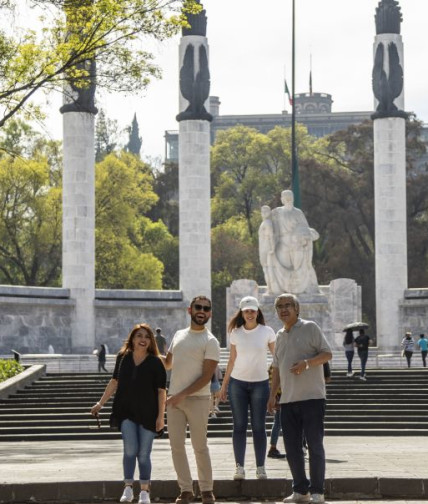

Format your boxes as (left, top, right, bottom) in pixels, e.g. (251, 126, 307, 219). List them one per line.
(0, 367, 427, 441)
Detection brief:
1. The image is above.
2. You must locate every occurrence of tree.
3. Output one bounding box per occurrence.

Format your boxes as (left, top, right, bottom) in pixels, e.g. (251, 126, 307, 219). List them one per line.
(95, 151, 164, 289)
(125, 113, 142, 156)
(0, 0, 200, 127)
(211, 125, 277, 236)
(95, 108, 120, 162)
(0, 152, 62, 286)
(210, 118, 428, 335)
(148, 160, 179, 236)
(211, 215, 263, 339)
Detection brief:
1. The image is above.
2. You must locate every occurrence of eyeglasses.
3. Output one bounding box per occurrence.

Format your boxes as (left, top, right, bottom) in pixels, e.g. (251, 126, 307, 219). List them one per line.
(193, 304, 212, 312)
(276, 303, 295, 310)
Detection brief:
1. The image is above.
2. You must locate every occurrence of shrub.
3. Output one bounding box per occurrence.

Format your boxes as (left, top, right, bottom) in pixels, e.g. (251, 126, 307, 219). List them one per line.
(0, 359, 24, 383)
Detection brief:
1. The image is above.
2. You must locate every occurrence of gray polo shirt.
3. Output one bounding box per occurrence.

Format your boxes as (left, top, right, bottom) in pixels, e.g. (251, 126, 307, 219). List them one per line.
(272, 318, 331, 404)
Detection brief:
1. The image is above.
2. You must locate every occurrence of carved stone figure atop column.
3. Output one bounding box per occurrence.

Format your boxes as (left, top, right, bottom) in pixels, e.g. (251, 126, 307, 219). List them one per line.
(176, 0, 212, 123)
(259, 190, 319, 294)
(375, 0, 402, 35)
(372, 0, 407, 120)
(60, 59, 98, 115)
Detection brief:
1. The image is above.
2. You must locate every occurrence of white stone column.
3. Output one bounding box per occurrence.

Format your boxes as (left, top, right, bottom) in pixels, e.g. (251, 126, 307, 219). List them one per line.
(177, 27, 212, 303)
(62, 112, 95, 353)
(374, 117, 407, 350)
(178, 120, 211, 302)
(372, 21, 407, 350)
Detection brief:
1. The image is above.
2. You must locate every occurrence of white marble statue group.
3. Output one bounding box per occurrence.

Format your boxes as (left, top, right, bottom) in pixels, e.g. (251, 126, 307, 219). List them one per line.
(258, 190, 319, 295)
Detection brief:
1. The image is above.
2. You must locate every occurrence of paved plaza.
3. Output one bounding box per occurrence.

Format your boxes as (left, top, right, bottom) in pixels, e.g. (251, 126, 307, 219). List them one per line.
(1, 436, 427, 502)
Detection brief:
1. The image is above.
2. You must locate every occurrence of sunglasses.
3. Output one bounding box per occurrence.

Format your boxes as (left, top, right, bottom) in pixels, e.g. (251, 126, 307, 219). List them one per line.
(193, 304, 212, 312)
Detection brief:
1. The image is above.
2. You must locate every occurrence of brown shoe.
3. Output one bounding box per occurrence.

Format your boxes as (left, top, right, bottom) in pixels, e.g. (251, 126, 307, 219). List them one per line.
(201, 491, 215, 504)
(176, 491, 194, 504)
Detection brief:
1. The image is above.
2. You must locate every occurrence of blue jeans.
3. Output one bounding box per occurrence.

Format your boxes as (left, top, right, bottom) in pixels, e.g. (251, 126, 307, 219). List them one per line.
(345, 350, 354, 373)
(270, 409, 282, 446)
(281, 399, 326, 495)
(358, 350, 368, 376)
(121, 419, 156, 484)
(228, 377, 269, 467)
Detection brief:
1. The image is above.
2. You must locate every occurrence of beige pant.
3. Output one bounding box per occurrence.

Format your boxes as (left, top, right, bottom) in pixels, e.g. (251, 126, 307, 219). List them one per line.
(167, 396, 213, 492)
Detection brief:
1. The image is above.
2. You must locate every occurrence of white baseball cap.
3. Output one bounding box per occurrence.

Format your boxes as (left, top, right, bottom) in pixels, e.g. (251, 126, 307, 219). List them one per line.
(239, 296, 259, 311)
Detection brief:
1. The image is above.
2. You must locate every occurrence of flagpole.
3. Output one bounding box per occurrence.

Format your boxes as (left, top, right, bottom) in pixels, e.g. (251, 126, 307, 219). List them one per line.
(291, 0, 301, 208)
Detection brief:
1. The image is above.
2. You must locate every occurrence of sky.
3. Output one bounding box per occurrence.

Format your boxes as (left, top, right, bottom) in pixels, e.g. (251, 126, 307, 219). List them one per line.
(39, 0, 428, 162)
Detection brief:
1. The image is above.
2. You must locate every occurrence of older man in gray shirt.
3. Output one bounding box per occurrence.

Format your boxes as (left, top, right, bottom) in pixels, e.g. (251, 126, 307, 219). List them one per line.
(268, 293, 332, 504)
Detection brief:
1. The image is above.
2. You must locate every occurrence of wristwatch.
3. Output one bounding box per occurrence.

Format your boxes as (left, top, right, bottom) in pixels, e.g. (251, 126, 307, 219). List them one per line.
(304, 359, 310, 370)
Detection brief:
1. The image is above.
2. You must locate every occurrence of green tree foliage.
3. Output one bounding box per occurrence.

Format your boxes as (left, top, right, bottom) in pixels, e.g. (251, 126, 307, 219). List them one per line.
(148, 160, 179, 236)
(125, 113, 143, 157)
(211, 216, 264, 340)
(0, 121, 178, 290)
(95, 151, 163, 289)
(95, 108, 120, 162)
(0, 121, 62, 285)
(0, 0, 200, 127)
(211, 118, 428, 337)
(138, 216, 178, 289)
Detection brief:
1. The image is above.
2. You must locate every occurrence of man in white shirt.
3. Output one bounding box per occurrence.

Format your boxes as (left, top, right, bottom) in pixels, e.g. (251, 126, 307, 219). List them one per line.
(163, 296, 220, 504)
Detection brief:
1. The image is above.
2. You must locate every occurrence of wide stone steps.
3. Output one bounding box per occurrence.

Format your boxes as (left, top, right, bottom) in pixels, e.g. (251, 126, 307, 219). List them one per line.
(0, 369, 427, 441)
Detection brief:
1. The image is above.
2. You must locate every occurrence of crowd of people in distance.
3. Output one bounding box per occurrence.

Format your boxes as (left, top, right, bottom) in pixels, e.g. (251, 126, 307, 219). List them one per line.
(343, 328, 428, 378)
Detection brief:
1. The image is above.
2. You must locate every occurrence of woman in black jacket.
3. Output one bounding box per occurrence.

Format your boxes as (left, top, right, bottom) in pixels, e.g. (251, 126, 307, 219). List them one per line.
(91, 324, 166, 504)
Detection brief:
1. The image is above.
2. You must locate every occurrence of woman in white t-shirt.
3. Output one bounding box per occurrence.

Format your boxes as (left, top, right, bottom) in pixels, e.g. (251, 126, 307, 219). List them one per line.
(220, 295, 276, 481)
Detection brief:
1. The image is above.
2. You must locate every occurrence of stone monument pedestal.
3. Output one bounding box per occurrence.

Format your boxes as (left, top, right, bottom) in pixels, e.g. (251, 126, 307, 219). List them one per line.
(226, 278, 361, 349)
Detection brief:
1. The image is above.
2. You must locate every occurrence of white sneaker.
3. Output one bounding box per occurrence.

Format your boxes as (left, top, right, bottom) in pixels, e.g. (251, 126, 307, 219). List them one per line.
(359, 375, 367, 381)
(346, 372, 353, 377)
(283, 492, 310, 503)
(310, 494, 325, 503)
(138, 490, 150, 504)
(233, 464, 245, 480)
(120, 485, 134, 503)
(256, 466, 267, 479)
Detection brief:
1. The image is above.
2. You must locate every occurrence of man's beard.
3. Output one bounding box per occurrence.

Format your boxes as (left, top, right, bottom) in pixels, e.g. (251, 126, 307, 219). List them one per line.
(191, 313, 208, 326)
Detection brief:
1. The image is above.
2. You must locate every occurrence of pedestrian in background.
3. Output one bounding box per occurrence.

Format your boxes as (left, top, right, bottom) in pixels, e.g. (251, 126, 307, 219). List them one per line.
(155, 328, 167, 355)
(401, 332, 415, 368)
(209, 364, 222, 418)
(97, 344, 108, 373)
(267, 364, 286, 459)
(417, 333, 428, 367)
(343, 329, 355, 377)
(355, 329, 371, 381)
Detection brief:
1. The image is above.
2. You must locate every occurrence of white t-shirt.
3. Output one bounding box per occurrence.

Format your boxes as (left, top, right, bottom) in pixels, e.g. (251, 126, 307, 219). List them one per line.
(168, 327, 220, 396)
(230, 324, 276, 382)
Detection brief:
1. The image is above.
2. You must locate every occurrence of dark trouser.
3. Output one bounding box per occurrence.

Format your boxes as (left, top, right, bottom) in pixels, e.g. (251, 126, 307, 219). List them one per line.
(358, 350, 368, 376)
(345, 351, 354, 373)
(404, 350, 413, 368)
(270, 408, 281, 446)
(98, 360, 108, 372)
(422, 351, 427, 367)
(281, 399, 326, 495)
